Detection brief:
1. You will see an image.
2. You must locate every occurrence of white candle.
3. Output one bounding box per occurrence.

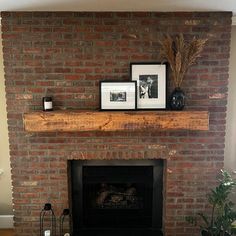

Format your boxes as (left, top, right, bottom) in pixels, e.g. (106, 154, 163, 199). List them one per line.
(44, 230, 50, 236)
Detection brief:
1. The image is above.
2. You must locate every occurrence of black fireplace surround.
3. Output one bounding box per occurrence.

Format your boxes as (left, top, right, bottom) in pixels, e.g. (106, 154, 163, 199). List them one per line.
(69, 160, 164, 236)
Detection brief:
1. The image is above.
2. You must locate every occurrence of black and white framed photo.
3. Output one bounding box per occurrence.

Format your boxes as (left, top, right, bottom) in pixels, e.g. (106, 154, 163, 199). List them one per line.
(130, 62, 167, 109)
(100, 81, 137, 110)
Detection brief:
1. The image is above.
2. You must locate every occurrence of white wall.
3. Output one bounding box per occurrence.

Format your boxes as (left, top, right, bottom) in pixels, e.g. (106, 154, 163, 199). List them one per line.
(225, 26, 236, 174)
(0, 33, 12, 216)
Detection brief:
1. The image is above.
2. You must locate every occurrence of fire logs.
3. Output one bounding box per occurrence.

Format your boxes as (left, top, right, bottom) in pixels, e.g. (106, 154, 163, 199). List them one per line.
(95, 184, 142, 209)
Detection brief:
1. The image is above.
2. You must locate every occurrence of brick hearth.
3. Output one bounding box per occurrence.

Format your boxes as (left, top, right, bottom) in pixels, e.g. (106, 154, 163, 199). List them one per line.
(1, 12, 232, 236)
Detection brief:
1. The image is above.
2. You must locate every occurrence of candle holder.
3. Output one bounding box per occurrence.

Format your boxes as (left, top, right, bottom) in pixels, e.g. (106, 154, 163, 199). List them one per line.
(42, 97, 53, 111)
(40, 203, 56, 236)
(60, 209, 70, 236)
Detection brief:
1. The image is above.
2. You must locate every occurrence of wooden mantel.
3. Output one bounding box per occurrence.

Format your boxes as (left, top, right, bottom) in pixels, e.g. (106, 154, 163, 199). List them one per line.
(23, 110, 209, 132)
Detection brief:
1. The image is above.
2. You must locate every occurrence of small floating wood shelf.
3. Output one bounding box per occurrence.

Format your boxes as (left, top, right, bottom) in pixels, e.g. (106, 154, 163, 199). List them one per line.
(23, 110, 209, 132)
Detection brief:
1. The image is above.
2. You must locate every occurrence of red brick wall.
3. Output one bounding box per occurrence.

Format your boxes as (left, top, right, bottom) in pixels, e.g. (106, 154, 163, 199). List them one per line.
(1, 12, 232, 236)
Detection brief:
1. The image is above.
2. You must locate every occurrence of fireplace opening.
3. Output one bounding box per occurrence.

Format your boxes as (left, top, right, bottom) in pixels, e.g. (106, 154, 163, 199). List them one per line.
(69, 160, 163, 236)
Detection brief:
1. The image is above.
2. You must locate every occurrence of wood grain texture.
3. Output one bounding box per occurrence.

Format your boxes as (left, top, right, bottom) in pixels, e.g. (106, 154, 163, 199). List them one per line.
(0, 229, 14, 236)
(23, 110, 209, 132)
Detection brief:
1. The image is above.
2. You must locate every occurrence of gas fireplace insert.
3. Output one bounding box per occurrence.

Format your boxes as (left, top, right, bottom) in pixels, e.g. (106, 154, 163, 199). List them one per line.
(69, 160, 163, 236)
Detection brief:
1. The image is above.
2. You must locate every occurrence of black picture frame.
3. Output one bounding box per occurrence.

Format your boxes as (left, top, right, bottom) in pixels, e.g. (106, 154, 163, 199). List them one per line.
(100, 81, 137, 111)
(130, 62, 168, 110)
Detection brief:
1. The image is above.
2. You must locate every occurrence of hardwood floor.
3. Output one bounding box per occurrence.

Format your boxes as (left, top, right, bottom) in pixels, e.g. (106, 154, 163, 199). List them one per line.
(0, 229, 14, 236)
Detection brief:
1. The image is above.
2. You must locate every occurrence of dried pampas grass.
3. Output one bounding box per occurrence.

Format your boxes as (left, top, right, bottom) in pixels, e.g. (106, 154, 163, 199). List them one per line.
(159, 34, 208, 88)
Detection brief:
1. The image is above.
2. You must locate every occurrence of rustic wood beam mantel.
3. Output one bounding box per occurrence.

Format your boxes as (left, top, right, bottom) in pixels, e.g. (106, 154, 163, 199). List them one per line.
(23, 110, 209, 132)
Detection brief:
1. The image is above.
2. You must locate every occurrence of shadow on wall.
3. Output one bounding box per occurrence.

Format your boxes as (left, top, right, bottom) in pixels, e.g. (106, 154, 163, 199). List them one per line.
(0, 203, 13, 216)
(225, 26, 236, 207)
(0, 33, 13, 217)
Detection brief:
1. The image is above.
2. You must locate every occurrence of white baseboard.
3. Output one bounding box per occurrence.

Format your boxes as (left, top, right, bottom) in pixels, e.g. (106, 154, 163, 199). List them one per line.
(233, 16, 236, 26)
(0, 215, 13, 228)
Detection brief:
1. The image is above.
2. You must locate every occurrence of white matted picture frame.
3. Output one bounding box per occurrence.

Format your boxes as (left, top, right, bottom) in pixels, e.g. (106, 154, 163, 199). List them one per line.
(100, 81, 137, 110)
(130, 62, 167, 110)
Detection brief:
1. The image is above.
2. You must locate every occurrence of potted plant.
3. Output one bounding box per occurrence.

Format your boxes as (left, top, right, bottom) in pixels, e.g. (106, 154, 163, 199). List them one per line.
(186, 170, 236, 236)
(159, 34, 208, 110)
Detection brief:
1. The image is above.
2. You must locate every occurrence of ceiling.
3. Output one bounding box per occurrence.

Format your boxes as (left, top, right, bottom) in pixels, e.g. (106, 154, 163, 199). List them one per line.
(0, 0, 236, 16)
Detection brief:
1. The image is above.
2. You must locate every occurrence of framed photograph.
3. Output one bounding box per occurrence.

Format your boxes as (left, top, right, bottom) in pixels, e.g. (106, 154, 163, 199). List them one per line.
(130, 62, 167, 109)
(100, 81, 137, 110)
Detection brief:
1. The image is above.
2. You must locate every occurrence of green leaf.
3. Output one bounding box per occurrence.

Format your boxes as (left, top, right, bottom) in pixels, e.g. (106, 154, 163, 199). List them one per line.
(197, 213, 210, 227)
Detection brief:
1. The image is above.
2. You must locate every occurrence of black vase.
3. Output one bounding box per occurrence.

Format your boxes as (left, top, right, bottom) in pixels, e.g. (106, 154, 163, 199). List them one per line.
(169, 87, 185, 110)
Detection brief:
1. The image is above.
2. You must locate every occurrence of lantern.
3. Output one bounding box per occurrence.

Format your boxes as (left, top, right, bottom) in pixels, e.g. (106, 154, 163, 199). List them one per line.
(40, 203, 56, 236)
(60, 209, 70, 236)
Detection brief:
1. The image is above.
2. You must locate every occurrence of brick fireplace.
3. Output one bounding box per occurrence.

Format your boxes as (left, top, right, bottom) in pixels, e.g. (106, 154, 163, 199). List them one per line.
(1, 12, 232, 236)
